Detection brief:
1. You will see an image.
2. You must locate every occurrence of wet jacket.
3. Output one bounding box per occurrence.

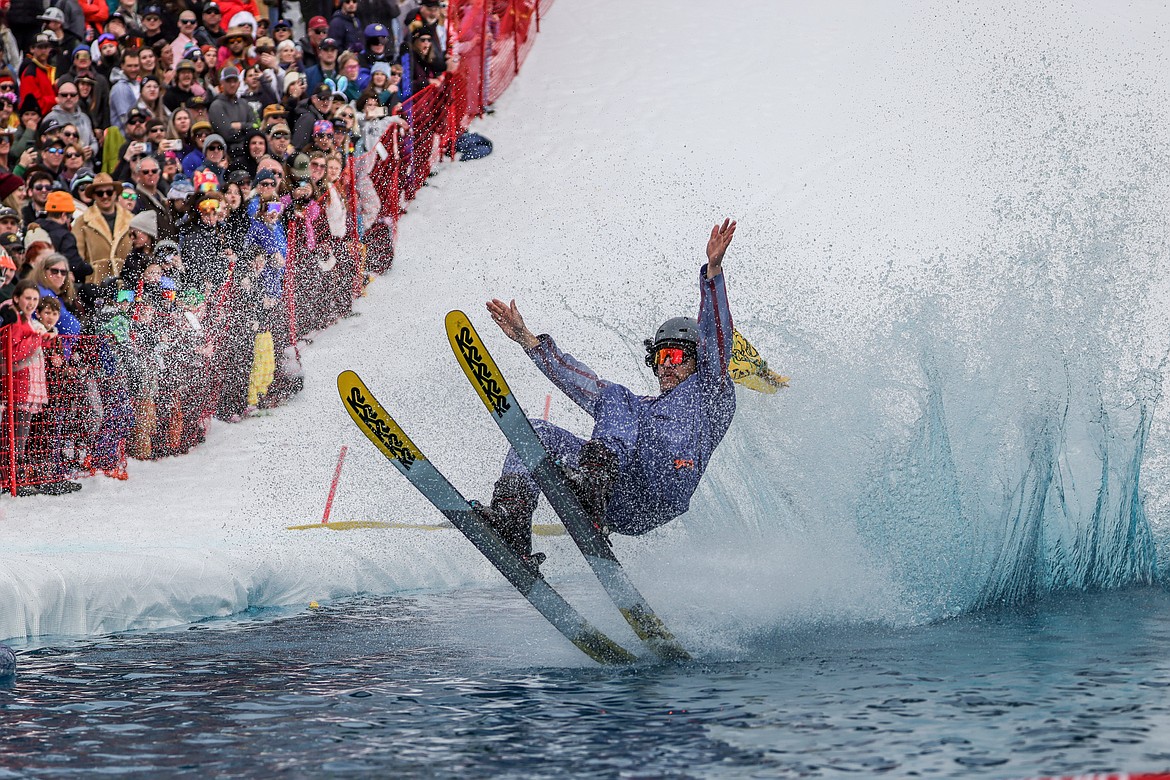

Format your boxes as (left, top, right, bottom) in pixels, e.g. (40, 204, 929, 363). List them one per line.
(524, 264, 736, 534)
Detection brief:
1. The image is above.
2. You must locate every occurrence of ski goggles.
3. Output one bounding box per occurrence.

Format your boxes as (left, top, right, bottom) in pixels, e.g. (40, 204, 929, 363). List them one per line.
(654, 346, 692, 367)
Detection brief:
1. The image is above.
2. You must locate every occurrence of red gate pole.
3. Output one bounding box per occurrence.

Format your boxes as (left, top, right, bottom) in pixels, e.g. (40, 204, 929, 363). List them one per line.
(322, 445, 348, 523)
(535, 0, 540, 32)
(4, 328, 14, 496)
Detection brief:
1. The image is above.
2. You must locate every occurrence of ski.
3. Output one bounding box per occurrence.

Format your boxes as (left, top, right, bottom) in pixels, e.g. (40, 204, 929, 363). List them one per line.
(444, 311, 691, 662)
(337, 370, 637, 666)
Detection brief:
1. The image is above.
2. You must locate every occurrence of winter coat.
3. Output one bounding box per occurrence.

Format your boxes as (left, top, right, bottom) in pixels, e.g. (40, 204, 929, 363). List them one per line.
(208, 91, 256, 146)
(78, 0, 110, 29)
(43, 217, 94, 282)
(72, 205, 134, 284)
(328, 9, 364, 53)
(180, 217, 231, 290)
(0, 315, 46, 413)
(18, 56, 57, 115)
(522, 266, 736, 536)
(44, 104, 100, 156)
(108, 67, 141, 131)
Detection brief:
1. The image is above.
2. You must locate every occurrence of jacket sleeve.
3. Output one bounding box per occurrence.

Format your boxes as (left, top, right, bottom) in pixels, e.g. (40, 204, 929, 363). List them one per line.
(696, 263, 734, 395)
(523, 334, 609, 417)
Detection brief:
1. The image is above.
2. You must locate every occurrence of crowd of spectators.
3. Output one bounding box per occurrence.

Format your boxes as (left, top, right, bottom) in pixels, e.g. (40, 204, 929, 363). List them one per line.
(0, 0, 464, 497)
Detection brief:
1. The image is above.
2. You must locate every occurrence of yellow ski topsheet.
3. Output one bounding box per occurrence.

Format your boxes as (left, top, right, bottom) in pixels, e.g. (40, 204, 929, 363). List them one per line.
(445, 310, 515, 418)
(337, 370, 426, 466)
(730, 329, 789, 394)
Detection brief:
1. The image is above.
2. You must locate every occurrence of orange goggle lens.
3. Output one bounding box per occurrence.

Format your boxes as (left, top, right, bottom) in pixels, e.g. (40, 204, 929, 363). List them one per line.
(654, 347, 688, 367)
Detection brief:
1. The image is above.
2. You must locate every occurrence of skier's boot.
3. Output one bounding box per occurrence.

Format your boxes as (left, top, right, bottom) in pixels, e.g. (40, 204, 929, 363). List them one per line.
(479, 474, 545, 573)
(565, 439, 620, 533)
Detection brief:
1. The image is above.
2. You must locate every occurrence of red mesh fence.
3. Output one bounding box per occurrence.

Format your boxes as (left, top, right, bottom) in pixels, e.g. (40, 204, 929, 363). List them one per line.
(0, 0, 554, 497)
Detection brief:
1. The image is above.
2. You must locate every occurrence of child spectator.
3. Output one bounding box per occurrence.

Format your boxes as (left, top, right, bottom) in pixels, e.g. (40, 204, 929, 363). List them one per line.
(26, 295, 83, 494)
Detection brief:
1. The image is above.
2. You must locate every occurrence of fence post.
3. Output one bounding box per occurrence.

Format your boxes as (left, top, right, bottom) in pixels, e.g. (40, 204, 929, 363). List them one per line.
(535, 0, 540, 33)
(511, 0, 520, 75)
(479, 0, 489, 113)
(3, 327, 13, 496)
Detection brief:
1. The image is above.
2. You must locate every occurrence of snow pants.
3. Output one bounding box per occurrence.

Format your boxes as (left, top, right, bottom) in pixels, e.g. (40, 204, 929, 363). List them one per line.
(498, 390, 643, 534)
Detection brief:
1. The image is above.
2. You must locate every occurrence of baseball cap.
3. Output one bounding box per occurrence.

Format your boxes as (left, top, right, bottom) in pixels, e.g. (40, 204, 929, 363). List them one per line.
(313, 119, 333, 135)
(125, 107, 149, 123)
(365, 23, 388, 38)
(255, 168, 277, 183)
(142, 4, 163, 17)
(308, 15, 328, 30)
(267, 122, 290, 135)
(0, 233, 22, 252)
(0, 206, 18, 221)
(319, 37, 339, 50)
(203, 2, 220, 11)
(185, 95, 211, 110)
(262, 104, 287, 118)
(190, 120, 213, 134)
(220, 65, 241, 80)
(311, 83, 332, 100)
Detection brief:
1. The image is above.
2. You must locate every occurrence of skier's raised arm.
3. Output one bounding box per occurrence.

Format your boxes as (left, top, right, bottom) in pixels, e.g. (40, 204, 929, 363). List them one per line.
(486, 297, 608, 415)
(696, 219, 736, 384)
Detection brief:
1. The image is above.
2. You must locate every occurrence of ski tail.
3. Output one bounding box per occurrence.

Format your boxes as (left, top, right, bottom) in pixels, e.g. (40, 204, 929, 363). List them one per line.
(337, 370, 637, 666)
(443, 312, 691, 662)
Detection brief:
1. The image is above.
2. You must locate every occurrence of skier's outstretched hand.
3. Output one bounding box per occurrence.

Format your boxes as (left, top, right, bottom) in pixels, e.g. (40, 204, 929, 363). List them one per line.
(706, 218, 737, 279)
(487, 298, 540, 349)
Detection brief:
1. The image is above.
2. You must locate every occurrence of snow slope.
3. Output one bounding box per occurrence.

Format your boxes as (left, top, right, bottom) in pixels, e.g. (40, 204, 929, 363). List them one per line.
(4, 0, 1170, 643)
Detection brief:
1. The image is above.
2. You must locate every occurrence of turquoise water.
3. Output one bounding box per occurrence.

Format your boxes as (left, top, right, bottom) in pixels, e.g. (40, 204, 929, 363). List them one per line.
(2, 585, 1168, 778)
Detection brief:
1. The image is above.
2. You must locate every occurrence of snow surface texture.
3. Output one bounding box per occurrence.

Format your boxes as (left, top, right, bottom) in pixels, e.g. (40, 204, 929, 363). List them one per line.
(3, 0, 1170, 647)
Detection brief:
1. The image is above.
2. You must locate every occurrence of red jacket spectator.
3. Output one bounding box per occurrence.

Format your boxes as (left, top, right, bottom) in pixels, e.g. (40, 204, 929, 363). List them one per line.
(18, 36, 58, 115)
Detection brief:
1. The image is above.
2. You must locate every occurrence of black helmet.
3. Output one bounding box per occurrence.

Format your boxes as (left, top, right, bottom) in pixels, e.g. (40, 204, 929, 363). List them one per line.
(644, 316, 698, 368)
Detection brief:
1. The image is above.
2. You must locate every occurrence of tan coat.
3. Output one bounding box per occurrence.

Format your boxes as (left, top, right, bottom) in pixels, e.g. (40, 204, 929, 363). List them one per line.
(72, 205, 133, 285)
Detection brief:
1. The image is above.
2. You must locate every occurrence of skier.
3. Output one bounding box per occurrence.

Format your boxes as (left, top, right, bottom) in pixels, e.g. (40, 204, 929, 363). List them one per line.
(481, 219, 738, 564)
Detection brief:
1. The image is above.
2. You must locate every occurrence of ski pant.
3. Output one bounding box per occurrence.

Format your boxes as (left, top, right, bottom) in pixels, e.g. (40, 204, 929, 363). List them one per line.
(498, 402, 642, 535)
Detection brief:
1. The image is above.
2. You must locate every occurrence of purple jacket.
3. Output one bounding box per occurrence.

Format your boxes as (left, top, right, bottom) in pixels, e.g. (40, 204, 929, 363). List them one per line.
(524, 264, 736, 534)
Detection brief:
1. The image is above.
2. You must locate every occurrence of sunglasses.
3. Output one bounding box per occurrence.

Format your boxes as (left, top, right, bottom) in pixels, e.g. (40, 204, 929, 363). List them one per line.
(32, 183, 53, 191)
(47, 267, 69, 278)
(270, 131, 289, 139)
(94, 188, 115, 197)
(180, 17, 196, 23)
(58, 91, 78, 98)
(140, 168, 160, 175)
(206, 144, 225, 151)
(309, 161, 325, 168)
(654, 347, 691, 367)
(65, 151, 82, 159)
(126, 117, 146, 125)
(45, 147, 64, 154)
(121, 191, 138, 200)
(257, 180, 276, 187)
(61, 131, 79, 137)
(312, 133, 331, 139)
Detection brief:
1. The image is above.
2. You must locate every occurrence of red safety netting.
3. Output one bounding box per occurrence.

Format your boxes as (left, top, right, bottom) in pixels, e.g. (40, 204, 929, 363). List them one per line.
(1, 0, 554, 497)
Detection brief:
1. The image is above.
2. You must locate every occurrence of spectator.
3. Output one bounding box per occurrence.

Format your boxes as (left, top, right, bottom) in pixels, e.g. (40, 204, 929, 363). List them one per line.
(195, 2, 227, 48)
(0, 251, 16, 299)
(44, 79, 99, 157)
(27, 293, 83, 494)
(74, 74, 109, 137)
(137, 75, 170, 120)
(166, 106, 194, 151)
(109, 47, 143, 131)
(327, 0, 363, 54)
(19, 33, 59, 115)
(181, 119, 213, 175)
(216, 26, 254, 71)
(402, 0, 444, 58)
(406, 29, 443, 95)
(138, 45, 166, 84)
(57, 140, 92, 190)
(22, 168, 55, 224)
(276, 39, 299, 76)
(180, 190, 231, 293)
(69, 172, 94, 218)
(265, 121, 292, 163)
(209, 66, 257, 146)
(132, 155, 174, 240)
(72, 172, 134, 284)
(119, 208, 158, 288)
(335, 52, 363, 101)
(197, 132, 229, 184)
(291, 81, 332, 149)
(118, 181, 139, 214)
(164, 60, 202, 111)
(141, 5, 169, 48)
(41, 190, 93, 283)
(0, 280, 47, 496)
(297, 16, 328, 71)
(113, 107, 151, 180)
(360, 22, 395, 69)
(303, 35, 338, 94)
